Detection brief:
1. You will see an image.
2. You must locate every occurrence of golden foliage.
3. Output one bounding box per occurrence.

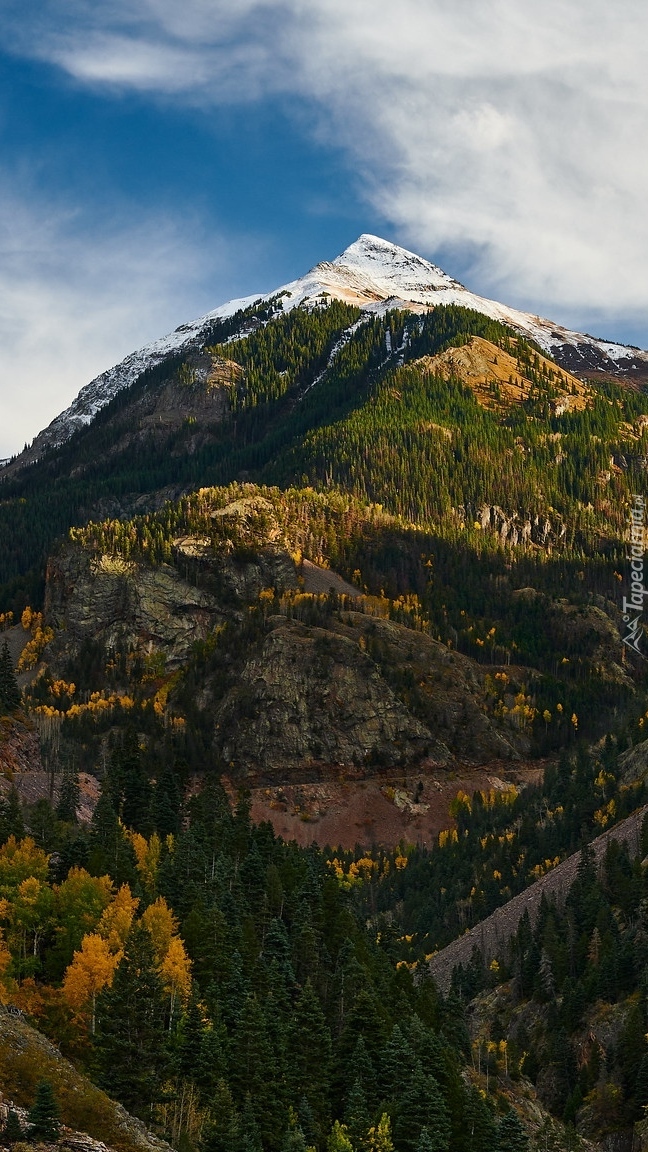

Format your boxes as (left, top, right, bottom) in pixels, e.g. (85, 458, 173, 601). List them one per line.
(97, 885, 139, 951)
(141, 896, 177, 963)
(127, 831, 161, 892)
(0, 836, 49, 894)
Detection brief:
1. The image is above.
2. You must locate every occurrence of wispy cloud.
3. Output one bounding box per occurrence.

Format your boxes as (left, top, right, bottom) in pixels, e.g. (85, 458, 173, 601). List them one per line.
(6, 0, 647, 328)
(0, 179, 259, 458)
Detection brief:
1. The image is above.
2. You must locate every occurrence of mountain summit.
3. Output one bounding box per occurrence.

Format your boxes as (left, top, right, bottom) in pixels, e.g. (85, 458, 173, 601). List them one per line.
(7, 233, 648, 470)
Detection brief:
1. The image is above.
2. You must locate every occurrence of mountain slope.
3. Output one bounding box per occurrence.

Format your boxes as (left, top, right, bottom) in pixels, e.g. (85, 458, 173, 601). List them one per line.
(7, 234, 648, 472)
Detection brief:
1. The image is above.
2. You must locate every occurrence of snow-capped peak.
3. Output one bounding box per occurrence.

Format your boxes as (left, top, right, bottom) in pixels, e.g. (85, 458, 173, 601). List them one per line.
(333, 234, 464, 293)
(7, 234, 648, 470)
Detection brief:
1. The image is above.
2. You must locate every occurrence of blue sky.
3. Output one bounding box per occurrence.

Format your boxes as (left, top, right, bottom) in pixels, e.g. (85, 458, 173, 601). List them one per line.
(1, 0, 648, 457)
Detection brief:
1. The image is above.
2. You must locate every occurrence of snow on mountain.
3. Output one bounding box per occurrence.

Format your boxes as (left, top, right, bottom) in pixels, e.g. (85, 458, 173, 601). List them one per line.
(8, 234, 648, 468)
(23, 293, 261, 457)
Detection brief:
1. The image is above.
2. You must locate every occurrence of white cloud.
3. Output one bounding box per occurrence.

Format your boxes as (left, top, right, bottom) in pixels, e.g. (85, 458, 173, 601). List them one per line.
(0, 183, 259, 458)
(6, 0, 646, 329)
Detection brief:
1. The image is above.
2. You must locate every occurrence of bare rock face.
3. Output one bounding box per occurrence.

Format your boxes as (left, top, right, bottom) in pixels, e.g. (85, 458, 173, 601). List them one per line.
(0, 716, 41, 777)
(344, 613, 528, 762)
(45, 546, 225, 668)
(215, 620, 447, 779)
(477, 504, 567, 548)
(213, 612, 528, 781)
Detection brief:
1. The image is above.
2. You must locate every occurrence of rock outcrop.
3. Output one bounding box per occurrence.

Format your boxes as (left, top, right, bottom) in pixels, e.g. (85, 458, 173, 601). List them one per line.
(45, 546, 226, 668)
(212, 611, 530, 781)
(215, 619, 449, 779)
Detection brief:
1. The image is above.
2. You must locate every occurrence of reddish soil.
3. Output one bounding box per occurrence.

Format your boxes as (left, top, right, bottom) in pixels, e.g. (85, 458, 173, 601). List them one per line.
(224, 761, 546, 850)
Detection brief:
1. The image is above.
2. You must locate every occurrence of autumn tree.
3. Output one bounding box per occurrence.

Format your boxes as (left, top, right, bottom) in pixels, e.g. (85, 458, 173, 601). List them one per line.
(63, 932, 120, 1033)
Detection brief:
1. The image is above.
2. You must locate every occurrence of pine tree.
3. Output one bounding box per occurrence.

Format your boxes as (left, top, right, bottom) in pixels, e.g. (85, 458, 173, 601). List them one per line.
(381, 1024, 416, 1103)
(298, 1096, 319, 1148)
(0, 642, 20, 713)
(344, 1078, 371, 1151)
(0, 789, 24, 843)
(350, 1035, 378, 1106)
(231, 993, 283, 1147)
(497, 1110, 529, 1152)
(635, 1053, 648, 1108)
(3, 1109, 23, 1144)
(93, 924, 169, 1116)
(394, 1063, 450, 1152)
(57, 769, 80, 823)
(240, 1095, 263, 1152)
(415, 1129, 437, 1152)
(28, 1080, 60, 1142)
(202, 1080, 240, 1152)
(287, 979, 333, 1132)
(461, 1086, 498, 1152)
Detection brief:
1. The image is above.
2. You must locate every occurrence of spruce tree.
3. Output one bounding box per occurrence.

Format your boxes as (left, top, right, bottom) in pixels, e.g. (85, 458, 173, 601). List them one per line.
(3, 1109, 23, 1144)
(0, 642, 20, 713)
(202, 1080, 240, 1152)
(56, 769, 80, 823)
(497, 1110, 529, 1152)
(283, 1109, 308, 1152)
(394, 1063, 450, 1152)
(0, 789, 24, 844)
(344, 1079, 371, 1151)
(93, 924, 169, 1116)
(287, 979, 332, 1133)
(28, 1080, 60, 1142)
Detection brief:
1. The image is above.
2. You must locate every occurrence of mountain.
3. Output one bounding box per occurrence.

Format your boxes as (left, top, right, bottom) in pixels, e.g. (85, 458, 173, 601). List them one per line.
(3, 231, 648, 1152)
(8, 234, 648, 471)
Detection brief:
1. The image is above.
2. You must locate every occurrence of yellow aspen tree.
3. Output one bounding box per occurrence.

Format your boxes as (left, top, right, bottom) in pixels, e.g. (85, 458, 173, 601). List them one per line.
(327, 1121, 354, 1152)
(160, 935, 192, 1028)
(97, 884, 139, 951)
(0, 836, 49, 894)
(128, 832, 161, 893)
(367, 1115, 394, 1152)
(141, 896, 177, 963)
(62, 932, 120, 1033)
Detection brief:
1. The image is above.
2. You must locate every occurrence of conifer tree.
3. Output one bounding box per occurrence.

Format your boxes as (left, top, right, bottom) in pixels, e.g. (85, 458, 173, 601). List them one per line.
(57, 769, 80, 823)
(0, 789, 24, 844)
(497, 1110, 529, 1152)
(93, 923, 169, 1116)
(394, 1063, 451, 1152)
(202, 1080, 240, 1152)
(27, 1080, 60, 1142)
(3, 1109, 23, 1144)
(283, 1108, 308, 1152)
(0, 642, 20, 713)
(288, 979, 333, 1132)
(344, 1079, 371, 1151)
